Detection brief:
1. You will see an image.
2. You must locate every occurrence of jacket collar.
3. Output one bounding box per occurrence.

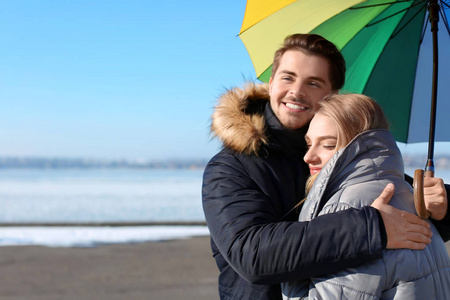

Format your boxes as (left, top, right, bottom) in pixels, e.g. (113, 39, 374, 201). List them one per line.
(264, 102, 307, 156)
(211, 82, 306, 156)
(305, 129, 403, 218)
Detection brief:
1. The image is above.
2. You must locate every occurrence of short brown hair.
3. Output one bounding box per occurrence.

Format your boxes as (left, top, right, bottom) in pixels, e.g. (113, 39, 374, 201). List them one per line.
(272, 34, 346, 91)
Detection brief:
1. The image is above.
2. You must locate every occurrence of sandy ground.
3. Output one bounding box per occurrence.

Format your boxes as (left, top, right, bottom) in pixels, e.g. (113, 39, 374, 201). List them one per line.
(0, 236, 219, 300)
(0, 236, 448, 300)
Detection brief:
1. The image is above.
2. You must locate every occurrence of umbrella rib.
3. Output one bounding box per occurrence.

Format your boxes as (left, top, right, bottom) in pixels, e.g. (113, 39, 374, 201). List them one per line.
(439, 2, 450, 34)
(349, 0, 414, 9)
(420, 15, 429, 42)
(391, 3, 428, 38)
(366, 1, 428, 27)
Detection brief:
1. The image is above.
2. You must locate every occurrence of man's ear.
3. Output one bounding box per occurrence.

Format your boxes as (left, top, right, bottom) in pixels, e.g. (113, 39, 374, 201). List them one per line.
(268, 77, 273, 94)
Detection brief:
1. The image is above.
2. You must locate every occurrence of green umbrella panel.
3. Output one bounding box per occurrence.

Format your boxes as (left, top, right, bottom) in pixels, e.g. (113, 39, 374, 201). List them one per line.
(256, 0, 427, 143)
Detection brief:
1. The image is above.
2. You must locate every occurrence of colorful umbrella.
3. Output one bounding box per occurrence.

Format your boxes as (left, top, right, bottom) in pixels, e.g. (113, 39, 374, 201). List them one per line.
(239, 0, 450, 218)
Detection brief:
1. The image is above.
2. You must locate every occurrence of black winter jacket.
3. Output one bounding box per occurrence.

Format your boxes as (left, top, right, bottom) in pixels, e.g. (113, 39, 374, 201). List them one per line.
(202, 83, 385, 300)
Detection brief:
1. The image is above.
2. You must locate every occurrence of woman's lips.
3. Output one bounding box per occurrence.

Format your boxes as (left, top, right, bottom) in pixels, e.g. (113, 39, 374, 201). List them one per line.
(309, 167, 321, 175)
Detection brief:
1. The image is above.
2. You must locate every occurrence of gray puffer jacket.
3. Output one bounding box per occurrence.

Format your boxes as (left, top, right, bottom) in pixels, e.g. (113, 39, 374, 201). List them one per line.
(282, 129, 450, 299)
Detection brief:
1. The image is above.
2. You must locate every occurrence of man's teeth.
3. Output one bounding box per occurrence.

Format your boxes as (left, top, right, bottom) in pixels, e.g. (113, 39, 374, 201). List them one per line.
(286, 103, 306, 110)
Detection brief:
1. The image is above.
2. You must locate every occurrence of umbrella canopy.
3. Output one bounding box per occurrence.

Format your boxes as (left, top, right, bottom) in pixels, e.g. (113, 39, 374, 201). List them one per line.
(239, 0, 450, 145)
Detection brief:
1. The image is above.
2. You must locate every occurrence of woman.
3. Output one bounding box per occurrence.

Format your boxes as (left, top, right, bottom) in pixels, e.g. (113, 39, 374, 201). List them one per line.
(282, 93, 450, 299)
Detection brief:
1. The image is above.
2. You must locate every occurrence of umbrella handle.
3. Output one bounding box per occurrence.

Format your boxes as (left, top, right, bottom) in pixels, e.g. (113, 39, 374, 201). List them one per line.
(413, 169, 434, 219)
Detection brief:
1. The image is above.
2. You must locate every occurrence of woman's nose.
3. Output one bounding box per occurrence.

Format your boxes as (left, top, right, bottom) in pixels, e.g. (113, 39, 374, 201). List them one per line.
(304, 148, 317, 164)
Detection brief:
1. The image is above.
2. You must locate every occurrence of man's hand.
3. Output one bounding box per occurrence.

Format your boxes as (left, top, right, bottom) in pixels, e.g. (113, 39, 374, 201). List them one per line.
(424, 177, 448, 220)
(371, 183, 432, 250)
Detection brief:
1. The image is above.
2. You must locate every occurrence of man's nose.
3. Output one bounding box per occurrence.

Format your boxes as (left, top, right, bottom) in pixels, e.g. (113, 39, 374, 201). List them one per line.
(290, 82, 306, 98)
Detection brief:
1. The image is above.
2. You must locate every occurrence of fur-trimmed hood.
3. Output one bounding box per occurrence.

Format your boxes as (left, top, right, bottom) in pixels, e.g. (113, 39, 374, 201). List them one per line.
(210, 83, 270, 155)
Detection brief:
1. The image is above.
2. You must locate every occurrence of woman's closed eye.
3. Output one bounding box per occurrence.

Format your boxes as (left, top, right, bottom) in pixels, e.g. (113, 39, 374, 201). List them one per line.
(322, 144, 336, 150)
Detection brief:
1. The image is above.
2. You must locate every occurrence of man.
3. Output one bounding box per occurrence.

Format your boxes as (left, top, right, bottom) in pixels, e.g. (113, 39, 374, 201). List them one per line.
(202, 34, 449, 300)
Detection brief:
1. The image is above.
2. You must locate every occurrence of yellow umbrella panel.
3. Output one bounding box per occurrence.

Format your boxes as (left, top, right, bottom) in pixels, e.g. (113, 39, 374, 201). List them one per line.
(239, 0, 366, 80)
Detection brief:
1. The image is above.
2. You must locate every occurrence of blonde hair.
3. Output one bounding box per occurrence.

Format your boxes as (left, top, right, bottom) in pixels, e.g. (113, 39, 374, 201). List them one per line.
(300, 93, 389, 207)
(319, 93, 389, 149)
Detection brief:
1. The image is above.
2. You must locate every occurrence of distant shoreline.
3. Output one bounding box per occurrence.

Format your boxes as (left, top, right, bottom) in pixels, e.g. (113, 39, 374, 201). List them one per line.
(1, 155, 450, 170)
(0, 157, 208, 170)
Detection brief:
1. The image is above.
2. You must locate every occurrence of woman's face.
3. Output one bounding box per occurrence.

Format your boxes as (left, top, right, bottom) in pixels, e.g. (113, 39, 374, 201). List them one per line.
(304, 113, 338, 175)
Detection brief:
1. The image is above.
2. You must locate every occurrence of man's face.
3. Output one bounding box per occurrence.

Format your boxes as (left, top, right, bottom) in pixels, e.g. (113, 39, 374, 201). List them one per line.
(269, 50, 333, 130)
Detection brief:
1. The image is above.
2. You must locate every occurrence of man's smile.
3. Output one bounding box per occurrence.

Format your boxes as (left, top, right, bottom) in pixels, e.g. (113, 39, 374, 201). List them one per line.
(284, 101, 309, 111)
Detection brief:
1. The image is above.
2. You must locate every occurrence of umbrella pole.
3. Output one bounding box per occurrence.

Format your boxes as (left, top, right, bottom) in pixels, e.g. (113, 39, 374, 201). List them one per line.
(414, 0, 440, 219)
(425, 0, 439, 176)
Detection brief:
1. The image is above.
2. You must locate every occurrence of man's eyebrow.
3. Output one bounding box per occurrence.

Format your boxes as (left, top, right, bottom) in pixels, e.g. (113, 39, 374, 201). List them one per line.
(279, 70, 296, 76)
(279, 70, 327, 84)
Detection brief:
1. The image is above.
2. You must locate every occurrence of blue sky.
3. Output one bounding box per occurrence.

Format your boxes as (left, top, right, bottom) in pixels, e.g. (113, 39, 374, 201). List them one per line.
(0, 0, 255, 160)
(0, 1, 449, 161)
